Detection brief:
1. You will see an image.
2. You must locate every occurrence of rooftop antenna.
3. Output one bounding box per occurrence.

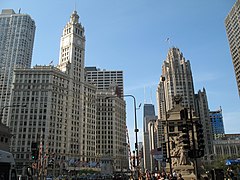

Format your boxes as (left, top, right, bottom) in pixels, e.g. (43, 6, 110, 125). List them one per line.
(150, 87, 153, 104)
(74, 1, 77, 11)
(144, 86, 146, 104)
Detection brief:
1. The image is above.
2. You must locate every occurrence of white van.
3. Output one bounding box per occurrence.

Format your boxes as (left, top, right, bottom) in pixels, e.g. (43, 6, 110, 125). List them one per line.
(0, 150, 17, 180)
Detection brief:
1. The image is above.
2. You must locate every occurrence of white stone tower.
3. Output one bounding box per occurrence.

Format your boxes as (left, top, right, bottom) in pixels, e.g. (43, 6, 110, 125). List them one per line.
(157, 47, 195, 119)
(58, 10, 85, 82)
(0, 9, 35, 125)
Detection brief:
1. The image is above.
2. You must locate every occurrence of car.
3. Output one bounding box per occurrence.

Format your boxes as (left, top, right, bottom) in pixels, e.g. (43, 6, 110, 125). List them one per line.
(113, 173, 128, 180)
(17, 175, 29, 180)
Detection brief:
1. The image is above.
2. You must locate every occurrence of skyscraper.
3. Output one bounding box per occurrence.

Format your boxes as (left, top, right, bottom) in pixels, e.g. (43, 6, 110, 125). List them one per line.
(142, 104, 157, 172)
(0, 9, 35, 125)
(209, 108, 225, 140)
(194, 88, 214, 159)
(85, 67, 128, 170)
(156, 47, 195, 119)
(85, 66, 124, 97)
(225, 0, 240, 96)
(96, 91, 128, 171)
(156, 47, 213, 164)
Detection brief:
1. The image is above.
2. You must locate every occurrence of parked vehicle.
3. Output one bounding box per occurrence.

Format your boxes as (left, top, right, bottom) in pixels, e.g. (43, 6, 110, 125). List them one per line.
(17, 175, 29, 180)
(113, 173, 129, 180)
(0, 150, 18, 180)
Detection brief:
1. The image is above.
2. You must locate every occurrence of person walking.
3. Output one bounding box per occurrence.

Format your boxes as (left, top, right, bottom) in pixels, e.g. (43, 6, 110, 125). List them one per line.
(177, 174, 184, 180)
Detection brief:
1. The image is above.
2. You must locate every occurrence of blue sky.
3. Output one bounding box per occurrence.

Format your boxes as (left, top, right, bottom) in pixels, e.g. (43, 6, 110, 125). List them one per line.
(1, 0, 239, 148)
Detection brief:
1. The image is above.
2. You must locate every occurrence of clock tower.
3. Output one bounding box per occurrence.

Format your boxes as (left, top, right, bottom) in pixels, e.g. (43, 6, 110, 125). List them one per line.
(56, 11, 97, 164)
(58, 10, 85, 82)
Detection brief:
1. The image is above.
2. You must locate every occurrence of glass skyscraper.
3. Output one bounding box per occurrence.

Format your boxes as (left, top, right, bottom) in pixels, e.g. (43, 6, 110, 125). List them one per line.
(209, 108, 225, 140)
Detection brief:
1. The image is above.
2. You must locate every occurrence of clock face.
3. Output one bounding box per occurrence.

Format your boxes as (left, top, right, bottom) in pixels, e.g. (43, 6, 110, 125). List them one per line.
(77, 40, 81, 45)
(63, 38, 69, 46)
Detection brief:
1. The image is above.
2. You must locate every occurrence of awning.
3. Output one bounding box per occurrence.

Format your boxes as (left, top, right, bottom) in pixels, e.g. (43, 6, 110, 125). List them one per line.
(225, 158, 240, 165)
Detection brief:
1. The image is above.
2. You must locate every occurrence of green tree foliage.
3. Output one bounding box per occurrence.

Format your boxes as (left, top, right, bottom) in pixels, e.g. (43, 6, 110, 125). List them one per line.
(204, 155, 240, 173)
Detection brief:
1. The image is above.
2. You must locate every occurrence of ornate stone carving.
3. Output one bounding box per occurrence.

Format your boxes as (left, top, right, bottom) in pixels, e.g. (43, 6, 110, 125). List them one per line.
(173, 94, 182, 104)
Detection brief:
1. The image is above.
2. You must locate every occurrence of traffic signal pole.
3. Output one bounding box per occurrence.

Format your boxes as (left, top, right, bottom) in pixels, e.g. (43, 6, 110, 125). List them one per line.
(161, 76, 172, 176)
(166, 117, 173, 176)
(31, 142, 39, 178)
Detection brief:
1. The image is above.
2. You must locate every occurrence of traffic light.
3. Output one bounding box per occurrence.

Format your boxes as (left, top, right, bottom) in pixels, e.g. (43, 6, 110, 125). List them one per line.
(132, 151, 136, 167)
(161, 142, 167, 162)
(179, 108, 190, 150)
(196, 121, 205, 157)
(31, 142, 38, 160)
(180, 108, 188, 121)
(180, 123, 190, 150)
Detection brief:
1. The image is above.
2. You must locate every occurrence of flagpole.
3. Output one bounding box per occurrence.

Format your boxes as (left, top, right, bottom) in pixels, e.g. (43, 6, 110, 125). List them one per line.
(38, 130, 43, 180)
(44, 138, 49, 178)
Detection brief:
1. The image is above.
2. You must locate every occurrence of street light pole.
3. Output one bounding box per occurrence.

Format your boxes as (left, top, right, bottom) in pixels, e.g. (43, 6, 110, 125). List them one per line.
(105, 94, 139, 178)
(123, 94, 139, 179)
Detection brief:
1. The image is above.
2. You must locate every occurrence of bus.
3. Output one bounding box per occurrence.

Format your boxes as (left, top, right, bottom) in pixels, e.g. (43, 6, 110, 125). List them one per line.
(0, 150, 17, 180)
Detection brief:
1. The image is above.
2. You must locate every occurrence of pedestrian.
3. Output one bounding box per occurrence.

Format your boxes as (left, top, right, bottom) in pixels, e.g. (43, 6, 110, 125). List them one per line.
(177, 174, 184, 180)
(227, 167, 234, 179)
(172, 171, 177, 179)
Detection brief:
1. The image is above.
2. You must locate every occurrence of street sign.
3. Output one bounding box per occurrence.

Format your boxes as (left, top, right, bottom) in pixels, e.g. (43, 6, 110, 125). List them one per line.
(225, 159, 240, 165)
(153, 154, 163, 161)
(151, 149, 162, 155)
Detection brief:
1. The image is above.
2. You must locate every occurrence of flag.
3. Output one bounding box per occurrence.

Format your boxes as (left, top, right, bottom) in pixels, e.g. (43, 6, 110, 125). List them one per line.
(44, 141, 49, 176)
(38, 131, 43, 176)
(165, 37, 170, 44)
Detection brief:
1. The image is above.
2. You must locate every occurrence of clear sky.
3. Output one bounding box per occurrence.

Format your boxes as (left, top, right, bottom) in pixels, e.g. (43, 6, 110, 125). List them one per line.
(1, 0, 239, 149)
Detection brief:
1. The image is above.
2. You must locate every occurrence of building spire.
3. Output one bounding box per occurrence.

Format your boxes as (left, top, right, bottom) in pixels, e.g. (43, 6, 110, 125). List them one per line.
(70, 10, 79, 24)
(74, 1, 77, 11)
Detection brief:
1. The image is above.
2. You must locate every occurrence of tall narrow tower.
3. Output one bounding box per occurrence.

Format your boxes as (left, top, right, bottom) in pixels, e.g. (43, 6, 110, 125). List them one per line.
(57, 10, 97, 163)
(225, 0, 240, 96)
(143, 104, 158, 172)
(157, 47, 195, 119)
(195, 88, 214, 159)
(0, 9, 35, 125)
(58, 10, 85, 82)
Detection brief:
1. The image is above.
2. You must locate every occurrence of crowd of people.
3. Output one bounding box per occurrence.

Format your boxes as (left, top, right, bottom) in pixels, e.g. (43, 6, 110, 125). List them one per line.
(226, 167, 235, 179)
(142, 170, 185, 180)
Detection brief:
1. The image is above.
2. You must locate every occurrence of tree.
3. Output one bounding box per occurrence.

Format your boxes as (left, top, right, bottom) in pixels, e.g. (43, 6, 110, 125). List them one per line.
(204, 155, 239, 172)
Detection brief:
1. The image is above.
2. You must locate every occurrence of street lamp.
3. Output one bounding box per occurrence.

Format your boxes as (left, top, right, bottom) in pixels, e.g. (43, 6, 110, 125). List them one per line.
(161, 76, 173, 176)
(123, 94, 139, 178)
(106, 94, 140, 178)
(0, 104, 27, 124)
